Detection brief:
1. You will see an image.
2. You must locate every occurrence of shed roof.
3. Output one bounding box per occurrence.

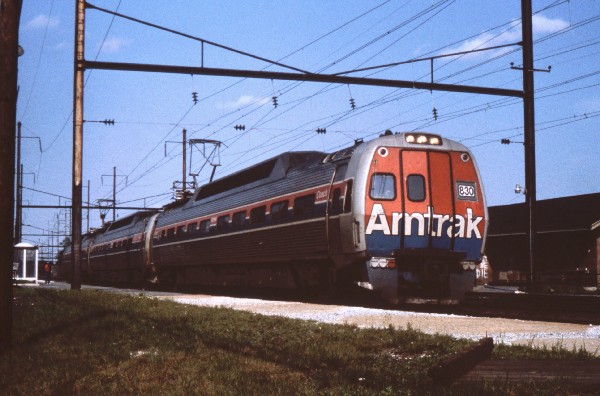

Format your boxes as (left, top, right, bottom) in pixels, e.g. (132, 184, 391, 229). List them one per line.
(14, 242, 37, 249)
(488, 193, 600, 235)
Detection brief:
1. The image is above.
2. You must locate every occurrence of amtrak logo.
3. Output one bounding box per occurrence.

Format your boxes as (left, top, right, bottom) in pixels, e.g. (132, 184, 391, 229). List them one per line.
(365, 203, 483, 239)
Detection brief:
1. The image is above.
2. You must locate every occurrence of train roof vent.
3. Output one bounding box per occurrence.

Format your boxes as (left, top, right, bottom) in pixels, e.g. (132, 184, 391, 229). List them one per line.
(106, 215, 135, 231)
(195, 157, 279, 201)
(323, 144, 359, 163)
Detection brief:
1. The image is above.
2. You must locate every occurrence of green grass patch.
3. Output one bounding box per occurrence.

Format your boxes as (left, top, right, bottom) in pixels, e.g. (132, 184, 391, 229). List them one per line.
(1, 287, 597, 395)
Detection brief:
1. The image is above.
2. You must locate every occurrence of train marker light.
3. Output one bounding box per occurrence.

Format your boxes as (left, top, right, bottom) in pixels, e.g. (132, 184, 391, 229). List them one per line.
(369, 257, 396, 269)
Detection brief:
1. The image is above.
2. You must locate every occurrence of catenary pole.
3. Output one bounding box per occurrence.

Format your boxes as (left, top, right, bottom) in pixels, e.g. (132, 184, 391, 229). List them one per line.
(15, 122, 21, 243)
(521, 0, 537, 286)
(71, 0, 85, 290)
(112, 166, 116, 222)
(182, 129, 187, 193)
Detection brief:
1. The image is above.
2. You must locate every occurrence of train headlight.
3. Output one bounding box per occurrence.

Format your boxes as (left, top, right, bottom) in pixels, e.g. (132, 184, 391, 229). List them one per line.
(405, 133, 443, 145)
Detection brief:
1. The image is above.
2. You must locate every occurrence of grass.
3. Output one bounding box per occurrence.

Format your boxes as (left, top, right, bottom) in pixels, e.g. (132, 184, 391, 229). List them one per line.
(1, 287, 597, 395)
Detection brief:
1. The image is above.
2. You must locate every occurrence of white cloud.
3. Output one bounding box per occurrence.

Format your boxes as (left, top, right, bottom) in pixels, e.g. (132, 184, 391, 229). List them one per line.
(532, 14, 569, 34)
(26, 14, 59, 30)
(442, 14, 568, 60)
(99, 37, 133, 53)
(218, 95, 270, 110)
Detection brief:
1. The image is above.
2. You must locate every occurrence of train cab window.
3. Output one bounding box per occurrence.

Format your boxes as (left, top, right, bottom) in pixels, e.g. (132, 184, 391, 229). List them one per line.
(333, 164, 348, 182)
(199, 219, 211, 234)
(187, 222, 197, 234)
(232, 211, 246, 229)
(330, 188, 342, 215)
(294, 194, 315, 218)
(407, 174, 426, 202)
(270, 201, 289, 221)
(217, 215, 231, 232)
(370, 173, 396, 200)
(343, 180, 353, 213)
(250, 206, 266, 225)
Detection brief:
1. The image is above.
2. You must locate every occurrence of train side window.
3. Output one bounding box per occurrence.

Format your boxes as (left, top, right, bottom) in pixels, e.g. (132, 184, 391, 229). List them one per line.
(370, 173, 396, 200)
(160, 230, 166, 241)
(232, 211, 246, 229)
(167, 228, 175, 239)
(330, 188, 342, 215)
(270, 200, 289, 221)
(187, 222, 197, 234)
(199, 220, 211, 234)
(176, 225, 186, 238)
(407, 174, 426, 202)
(250, 206, 266, 225)
(343, 180, 353, 213)
(217, 215, 231, 232)
(294, 194, 315, 218)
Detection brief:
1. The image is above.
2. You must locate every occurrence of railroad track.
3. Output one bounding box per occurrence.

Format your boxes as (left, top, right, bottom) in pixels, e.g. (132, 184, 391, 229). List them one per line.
(461, 291, 600, 324)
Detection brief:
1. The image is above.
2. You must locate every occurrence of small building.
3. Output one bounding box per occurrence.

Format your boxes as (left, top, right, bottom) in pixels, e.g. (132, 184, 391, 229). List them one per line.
(486, 193, 600, 291)
(13, 242, 39, 282)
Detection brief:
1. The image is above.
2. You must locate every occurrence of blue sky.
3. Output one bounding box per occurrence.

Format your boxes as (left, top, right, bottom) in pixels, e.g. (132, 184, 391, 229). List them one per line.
(16, 1, 600, 252)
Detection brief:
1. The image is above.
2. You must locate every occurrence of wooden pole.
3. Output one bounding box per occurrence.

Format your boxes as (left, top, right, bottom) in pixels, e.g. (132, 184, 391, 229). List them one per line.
(0, 0, 23, 352)
(71, 0, 85, 290)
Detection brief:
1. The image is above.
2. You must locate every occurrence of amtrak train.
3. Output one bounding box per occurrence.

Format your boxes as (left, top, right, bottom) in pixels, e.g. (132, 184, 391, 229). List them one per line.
(58, 131, 487, 302)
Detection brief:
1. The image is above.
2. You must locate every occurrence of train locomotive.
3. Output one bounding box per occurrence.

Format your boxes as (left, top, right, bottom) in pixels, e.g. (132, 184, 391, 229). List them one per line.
(59, 131, 487, 302)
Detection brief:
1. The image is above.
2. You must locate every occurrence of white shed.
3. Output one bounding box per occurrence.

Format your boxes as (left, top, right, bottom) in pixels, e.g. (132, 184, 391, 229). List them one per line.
(13, 242, 39, 282)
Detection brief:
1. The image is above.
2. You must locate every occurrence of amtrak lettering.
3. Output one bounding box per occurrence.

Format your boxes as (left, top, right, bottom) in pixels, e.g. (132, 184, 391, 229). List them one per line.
(365, 203, 483, 239)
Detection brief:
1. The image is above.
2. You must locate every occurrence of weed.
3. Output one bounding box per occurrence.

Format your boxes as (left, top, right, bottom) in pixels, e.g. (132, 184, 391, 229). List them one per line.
(1, 287, 597, 395)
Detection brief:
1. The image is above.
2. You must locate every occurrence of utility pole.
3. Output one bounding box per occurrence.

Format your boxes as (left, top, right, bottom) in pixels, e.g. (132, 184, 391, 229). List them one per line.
(113, 166, 116, 221)
(166, 128, 195, 198)
(521, 0, 537, 287)
(101, 167, 126, 222)
(182, 128, 187, 193)
(15, 122, 21, 243)
(16, 164, 23, 243)
(1, 0, 23, 352)
(86, 180, 90, 232)
(71, 0, 85, 290)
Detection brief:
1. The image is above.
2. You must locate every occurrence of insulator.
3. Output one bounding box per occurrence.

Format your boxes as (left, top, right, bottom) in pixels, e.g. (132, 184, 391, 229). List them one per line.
(272, 96, 278, 108)
(349, 98, 356, 110)
(432, 107, 438, 121)
(501, 138, 510, 144)
(234, 124, 246, 131)
(316, 128, 326, 134)
(192, 92, 199, 104)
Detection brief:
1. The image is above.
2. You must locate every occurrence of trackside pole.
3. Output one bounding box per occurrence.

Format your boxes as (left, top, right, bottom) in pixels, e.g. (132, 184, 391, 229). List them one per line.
(71, 0, 85, 290)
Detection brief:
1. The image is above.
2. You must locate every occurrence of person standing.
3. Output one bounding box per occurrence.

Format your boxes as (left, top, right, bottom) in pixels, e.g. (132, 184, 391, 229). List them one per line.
(44, 263, 52, 285)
